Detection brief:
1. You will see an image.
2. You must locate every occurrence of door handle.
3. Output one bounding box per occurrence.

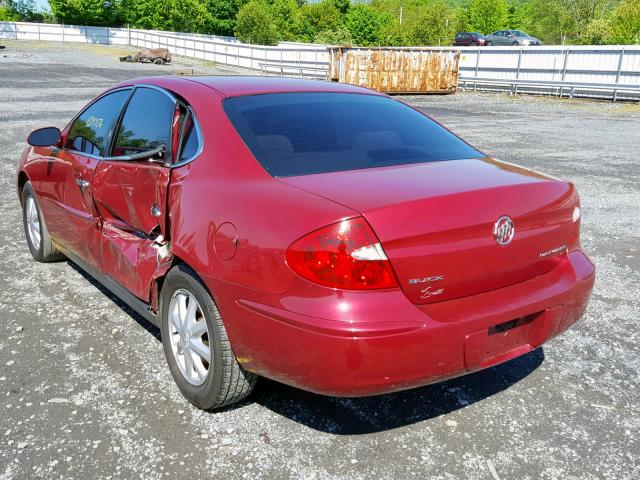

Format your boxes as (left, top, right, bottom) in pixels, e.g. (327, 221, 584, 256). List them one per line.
(75, 178, 90, 191)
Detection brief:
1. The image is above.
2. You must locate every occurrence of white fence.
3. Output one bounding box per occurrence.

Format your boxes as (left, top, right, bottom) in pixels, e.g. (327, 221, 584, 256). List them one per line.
(0, 21, 331, 78)
(1, 21, 639, 100)
(130, 30, 330, 78)
(457, 45, 640, 100)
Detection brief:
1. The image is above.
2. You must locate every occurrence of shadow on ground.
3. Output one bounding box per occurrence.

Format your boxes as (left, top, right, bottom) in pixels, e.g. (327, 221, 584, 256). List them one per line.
(69, 261, 161, 341)
(70, 260, 544, 435)
(252, 348, 544, 434)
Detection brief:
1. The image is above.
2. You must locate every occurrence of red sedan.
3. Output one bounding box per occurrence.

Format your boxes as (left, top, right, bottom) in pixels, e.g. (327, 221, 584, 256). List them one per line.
(17, 76, 595, 410)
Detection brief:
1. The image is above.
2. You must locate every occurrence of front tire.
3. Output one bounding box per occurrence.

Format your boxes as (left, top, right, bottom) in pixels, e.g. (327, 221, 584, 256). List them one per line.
(160, 264, 257, 410)
(21, 181, 64, 262)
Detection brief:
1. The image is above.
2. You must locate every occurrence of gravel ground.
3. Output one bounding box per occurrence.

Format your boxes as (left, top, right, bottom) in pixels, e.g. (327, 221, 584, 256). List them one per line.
(1, 41, 639, 480)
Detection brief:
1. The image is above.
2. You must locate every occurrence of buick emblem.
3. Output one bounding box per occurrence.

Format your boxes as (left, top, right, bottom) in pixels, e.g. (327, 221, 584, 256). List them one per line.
(493, 216, 515, 246)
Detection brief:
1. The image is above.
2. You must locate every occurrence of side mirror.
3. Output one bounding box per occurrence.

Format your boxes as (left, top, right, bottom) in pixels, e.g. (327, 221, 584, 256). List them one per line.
(27, 127, 61, 147)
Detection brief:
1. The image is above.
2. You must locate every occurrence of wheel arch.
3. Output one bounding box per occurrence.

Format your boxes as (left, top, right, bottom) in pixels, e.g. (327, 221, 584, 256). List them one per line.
(152, 255, 222, 316)
(17, 170, 29, 205)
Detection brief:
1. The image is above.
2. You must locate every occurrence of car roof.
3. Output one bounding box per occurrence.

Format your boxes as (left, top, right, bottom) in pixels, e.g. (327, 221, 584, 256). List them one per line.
(113, 75, 382, 98)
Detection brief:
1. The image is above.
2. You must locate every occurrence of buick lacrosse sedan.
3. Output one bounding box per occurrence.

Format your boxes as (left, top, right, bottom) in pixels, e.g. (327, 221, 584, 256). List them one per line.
(17, 76, 595, 409)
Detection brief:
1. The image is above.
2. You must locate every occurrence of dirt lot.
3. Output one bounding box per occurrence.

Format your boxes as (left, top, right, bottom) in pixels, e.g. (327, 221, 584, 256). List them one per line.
(1, 41, 639, 480)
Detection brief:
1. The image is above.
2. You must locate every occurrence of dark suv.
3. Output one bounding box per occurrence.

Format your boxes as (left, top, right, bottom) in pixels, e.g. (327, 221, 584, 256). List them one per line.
(453, 32, 486, 46)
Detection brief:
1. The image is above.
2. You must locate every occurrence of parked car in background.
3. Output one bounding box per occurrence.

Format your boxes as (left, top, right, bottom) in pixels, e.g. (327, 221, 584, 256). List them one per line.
(18, 76, 593, 410)
(453, 32, 486, 46)
(485, 30, 541, 46)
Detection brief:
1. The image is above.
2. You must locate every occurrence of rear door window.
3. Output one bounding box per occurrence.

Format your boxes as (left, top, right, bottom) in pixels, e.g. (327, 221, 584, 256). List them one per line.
(112, 87, 175, 157)
(224, 93, 482, 177)
(66, 89, 131, 156)
(172, 103, 201, 163)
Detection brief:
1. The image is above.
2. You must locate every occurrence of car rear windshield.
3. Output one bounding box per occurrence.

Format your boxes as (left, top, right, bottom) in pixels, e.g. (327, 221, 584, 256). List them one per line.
(223, 93, 482, 177)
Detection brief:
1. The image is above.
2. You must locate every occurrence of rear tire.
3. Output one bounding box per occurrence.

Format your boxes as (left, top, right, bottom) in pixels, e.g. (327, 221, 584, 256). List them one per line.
(486, 41, 493, 46)
(160, 264, 257, 410)
(512, 41, 519, 46)
(21, 181, 65, 262)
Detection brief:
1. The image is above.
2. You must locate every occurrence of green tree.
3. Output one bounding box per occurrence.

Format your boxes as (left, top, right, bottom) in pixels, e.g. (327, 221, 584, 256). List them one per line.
(468, 0, 508, 34)
(167, 0, 212, 33)
(202, 0, 240, 36)
(122, 0, 170, 29)
(0, 0, 21, 20)
(123, 0, 241, 35)
(0, 0, 42, 20)
(380, 19, 411, 46)
(518, 0, 576, 44)
(333, 0, 349, 15)
(579, 16, 611, 44)
(315, 25, 353, 45)
(271, 0, 299, 40)
(561, 0, 617, 39)
(609, 0, 640, 44)
(345, 4, 393, 46)
(507, 1, 525, 29)
(0, 7, 20, 20)
(411, 1, 466, 46)
(234, 0, 278, 44)
(296, 0, 342, 42)
(49, 0, 124, 26)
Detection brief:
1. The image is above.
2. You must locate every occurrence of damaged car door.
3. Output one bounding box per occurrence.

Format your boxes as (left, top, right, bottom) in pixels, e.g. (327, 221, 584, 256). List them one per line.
(41, 89, 132, 268)
(91, 86, 178, 302)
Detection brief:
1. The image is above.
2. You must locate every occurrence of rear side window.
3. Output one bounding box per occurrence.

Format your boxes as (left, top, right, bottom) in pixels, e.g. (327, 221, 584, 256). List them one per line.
(112, 87, 175, 157)
(66, 89, 130, 156)
(224, 93, 482, 177)
(180, 120, 199, 161)
(172, 103, 201, 163)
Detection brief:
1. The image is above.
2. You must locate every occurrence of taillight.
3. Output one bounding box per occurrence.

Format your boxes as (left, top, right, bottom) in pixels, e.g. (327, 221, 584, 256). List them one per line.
(286, 217, 398, 290)
(569, 202, 581, 249)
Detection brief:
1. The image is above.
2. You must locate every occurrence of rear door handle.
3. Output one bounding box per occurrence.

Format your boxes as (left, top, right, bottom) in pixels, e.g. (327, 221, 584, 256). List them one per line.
(75, 178, 90, 191)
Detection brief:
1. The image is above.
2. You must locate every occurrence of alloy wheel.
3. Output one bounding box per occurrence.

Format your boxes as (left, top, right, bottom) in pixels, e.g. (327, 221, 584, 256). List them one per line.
(26, 195, 41, 251)
(168, 289, 211, 386)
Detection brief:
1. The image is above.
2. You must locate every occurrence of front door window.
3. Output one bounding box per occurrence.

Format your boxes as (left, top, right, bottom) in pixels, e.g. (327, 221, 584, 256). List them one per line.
(66, 90, 131, 157)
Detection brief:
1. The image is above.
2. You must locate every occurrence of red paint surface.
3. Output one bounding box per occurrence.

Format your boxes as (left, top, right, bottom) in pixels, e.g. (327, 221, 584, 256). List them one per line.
(17, 76, 595, 396)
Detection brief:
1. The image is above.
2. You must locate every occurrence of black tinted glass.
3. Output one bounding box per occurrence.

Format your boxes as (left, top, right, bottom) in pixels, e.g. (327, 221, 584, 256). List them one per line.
(113, 88, 174, 156)
(66, 89, 130, 156)
(180, 120, 199, 161)
(224, 93, 482, 177)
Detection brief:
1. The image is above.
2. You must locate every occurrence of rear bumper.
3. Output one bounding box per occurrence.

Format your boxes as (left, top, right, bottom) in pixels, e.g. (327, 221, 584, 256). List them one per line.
(216, 250, 595, 397)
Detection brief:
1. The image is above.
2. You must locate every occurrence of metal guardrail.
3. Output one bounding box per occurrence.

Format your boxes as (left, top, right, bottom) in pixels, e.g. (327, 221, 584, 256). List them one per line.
(456, 46, 640, 101)
(1, 21, 639, 101)
(460, 77, 640, 101)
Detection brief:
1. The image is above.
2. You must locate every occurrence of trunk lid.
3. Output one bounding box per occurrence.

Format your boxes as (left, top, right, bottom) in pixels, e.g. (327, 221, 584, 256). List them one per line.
(280, 158, 578, 304)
